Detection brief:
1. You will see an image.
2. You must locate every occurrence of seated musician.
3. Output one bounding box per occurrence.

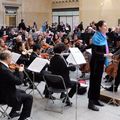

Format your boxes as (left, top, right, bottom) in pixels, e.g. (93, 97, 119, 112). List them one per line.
(0, 39, 8, 51)
(105, 47, 120, 92)
(0, 50, 33, 120)
(49, 43, 80, 106)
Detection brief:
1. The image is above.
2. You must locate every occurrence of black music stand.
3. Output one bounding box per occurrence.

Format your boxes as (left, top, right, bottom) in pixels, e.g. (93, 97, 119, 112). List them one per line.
(27, 57, 49, 98)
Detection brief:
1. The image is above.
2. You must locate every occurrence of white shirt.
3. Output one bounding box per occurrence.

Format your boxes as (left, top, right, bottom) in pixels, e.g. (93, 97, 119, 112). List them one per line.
(0, 60, 9, 68)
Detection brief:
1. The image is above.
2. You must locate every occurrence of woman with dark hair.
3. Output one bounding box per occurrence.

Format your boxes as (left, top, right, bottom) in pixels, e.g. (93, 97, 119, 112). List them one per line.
(88, 20, 113, 111)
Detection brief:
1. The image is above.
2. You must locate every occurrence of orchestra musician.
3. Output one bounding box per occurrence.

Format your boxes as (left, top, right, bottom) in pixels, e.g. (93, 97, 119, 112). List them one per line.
(28, 44, 49, 98)
(0, 39, 8, 50)
(49, 43, 80, 106)
(0, 50, 33, 120)
(88, 20, 113, 111)
(105, 47, 120, 92)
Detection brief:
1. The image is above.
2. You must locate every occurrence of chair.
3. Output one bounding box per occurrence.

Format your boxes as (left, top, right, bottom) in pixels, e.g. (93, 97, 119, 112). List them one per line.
(0, 104, 11, 119)
(24, 70, 43, 98)
(43, 72, 69, 113)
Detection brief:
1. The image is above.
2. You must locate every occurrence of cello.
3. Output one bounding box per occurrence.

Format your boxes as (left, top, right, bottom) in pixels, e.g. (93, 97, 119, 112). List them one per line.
(105, 55, 120, 78)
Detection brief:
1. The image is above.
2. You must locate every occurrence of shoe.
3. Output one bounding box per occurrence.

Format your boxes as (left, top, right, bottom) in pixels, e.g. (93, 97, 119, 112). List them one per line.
(45, 95, 56, 100)
(25, 117, 32, 120)
(65, 100, 72, 107)
(105, 86, 118, 92)
(94, 100, 104, 107)
(62, 97, 72, 107)
(60, 92, 66, 99)
(88, 103, 99, 111)
(9, 111, 20, 118)
(18, 117, 32, 120)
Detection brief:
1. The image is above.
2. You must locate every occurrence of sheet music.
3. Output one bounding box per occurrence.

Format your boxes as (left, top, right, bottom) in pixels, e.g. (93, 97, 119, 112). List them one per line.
(66, 48, 86, 65)
(11, 52, 21, 63)
(86, 49, 92, 54)
(27, 57, 50, 73)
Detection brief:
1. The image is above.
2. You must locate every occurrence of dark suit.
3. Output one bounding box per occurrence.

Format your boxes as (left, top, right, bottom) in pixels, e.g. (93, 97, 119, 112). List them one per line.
(49, 54, 79, 98)
(30, 52, 38, 64)
(0, 63, 33, 120)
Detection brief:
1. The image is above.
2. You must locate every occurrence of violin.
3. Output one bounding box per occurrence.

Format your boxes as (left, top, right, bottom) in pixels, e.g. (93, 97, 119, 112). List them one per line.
(40, 53, 49, 59)
(42, 43, 53, 49)
(9, 63, 24, 71)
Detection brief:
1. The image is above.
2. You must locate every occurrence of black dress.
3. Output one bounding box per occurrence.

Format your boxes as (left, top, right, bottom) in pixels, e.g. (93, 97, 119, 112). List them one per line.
(88, 44, 106, 101)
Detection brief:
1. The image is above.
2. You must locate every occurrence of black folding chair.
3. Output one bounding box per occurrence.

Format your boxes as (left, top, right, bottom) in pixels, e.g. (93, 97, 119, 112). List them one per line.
(43, 72, 69, 113)
(0, 104, 11, 119)
(24, 70, 43, 98)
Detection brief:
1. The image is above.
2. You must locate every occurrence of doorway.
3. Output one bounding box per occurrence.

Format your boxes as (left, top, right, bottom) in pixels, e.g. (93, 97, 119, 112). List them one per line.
(5, 15, 16, 27)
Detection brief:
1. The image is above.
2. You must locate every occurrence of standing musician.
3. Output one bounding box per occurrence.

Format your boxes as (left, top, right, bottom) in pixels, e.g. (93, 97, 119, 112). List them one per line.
(88, 20, 113, 111)
(0, 50, 33, 120)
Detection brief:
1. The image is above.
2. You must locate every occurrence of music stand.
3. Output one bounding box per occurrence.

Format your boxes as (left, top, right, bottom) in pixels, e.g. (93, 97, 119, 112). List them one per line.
(67, 48, 86, 120)
(27, 57, 49, 98)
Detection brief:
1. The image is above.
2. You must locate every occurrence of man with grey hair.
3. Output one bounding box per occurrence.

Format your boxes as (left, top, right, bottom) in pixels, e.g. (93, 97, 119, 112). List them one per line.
(0, 50, 33, 120)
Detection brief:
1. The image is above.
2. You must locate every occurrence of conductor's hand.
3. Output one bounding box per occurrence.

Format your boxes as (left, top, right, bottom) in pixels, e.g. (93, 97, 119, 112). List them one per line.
(104, 53, 113, 58)
(19, 64, 24, 72)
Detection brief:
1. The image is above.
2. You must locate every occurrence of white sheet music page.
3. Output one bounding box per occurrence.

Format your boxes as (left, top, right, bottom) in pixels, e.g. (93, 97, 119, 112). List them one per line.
(86, 49, 92, 54)
(27, 57, 49, 73)
(11, 52, 21, 63)
(67, 48, 86, 65)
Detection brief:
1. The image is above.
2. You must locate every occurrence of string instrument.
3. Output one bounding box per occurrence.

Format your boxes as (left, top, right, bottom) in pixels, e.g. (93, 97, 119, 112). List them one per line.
(42, 43, 53, 50)
(40, 53, 49, 59)
(9, 63, 20, 71)
(79, 52, 90, 73)
(105, 55, 120, 78)
(9, 63, 24, 71)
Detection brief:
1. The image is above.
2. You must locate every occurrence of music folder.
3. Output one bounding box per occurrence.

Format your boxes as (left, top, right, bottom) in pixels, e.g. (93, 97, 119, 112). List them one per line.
(27, 57, 50, 73)
(66, 47, 86, 65)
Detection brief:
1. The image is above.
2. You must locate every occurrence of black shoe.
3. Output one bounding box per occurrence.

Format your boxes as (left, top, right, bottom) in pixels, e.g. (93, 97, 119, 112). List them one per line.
(60, 93, 66, 99)
(9, 111, 20, 118)
(94, 100, 104, 107)
(88, 103, 99, 111)
(65, 101, 72, 107)
(45, 95, 56, 100)
(62, 97, 72, 107)
(105, 86, 118, 92)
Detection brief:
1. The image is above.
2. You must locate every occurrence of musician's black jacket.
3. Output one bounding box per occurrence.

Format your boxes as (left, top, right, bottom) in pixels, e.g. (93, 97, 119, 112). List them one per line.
(0, 62, 22, 106)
